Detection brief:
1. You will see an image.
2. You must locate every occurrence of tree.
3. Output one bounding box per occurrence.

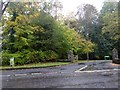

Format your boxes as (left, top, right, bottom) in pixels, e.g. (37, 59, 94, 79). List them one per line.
(64, 12, 81, 33)
(0, 0, 9, 21)
(76, 4, 98, 39)
(52, 24, 95, 58)
(100, 1, 118, 17)
(39, 0, 63, 20)
(92, 1, 119, 59)
(2, 2, 95, 65)
(76, 4, 98, 60)
(102, 12, 119, 41)
(101, 1, 119, 58)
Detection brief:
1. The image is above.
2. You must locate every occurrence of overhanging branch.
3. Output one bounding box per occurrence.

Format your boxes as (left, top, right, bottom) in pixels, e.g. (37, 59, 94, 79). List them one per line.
(2, 1, 9, 15)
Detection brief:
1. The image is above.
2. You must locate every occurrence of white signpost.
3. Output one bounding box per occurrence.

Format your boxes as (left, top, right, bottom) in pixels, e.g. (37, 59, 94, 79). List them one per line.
(10, 57, 14, 67)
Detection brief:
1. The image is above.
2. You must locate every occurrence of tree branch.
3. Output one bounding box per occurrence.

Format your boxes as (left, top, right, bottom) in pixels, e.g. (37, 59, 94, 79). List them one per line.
(2, 2, 9, 15)
(2, 1, 9, 15)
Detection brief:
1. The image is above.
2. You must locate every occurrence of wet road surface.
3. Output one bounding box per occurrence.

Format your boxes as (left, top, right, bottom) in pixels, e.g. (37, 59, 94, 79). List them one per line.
(1, 60, 120, 88)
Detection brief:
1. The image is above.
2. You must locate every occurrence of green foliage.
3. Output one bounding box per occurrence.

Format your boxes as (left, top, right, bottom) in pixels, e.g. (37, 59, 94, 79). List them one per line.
(2, 52, 11, 66)
(102, 12, 120, 41)
(2, 51, 24, 66)
(2, 15, 32, 52)
(44, 50, 59, 61)
(12, 53, 24, 65)
(2, 2, 95, 65)
(30, 12, 57, 51)
(100, 1, 118, 17)
(7, 2, 39, 16)
(25, 51, 45, 64)
(92, 1, 119, 58)
(24, 50, 58, 64)
(53, 24, 95, 58)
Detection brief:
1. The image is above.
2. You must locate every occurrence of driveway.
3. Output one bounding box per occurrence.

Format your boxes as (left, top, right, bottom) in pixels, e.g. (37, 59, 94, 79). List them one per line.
(1, 60, 120, 88)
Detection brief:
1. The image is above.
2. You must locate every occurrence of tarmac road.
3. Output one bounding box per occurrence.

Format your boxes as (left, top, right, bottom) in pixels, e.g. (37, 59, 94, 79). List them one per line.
(1, 60, 120, 88)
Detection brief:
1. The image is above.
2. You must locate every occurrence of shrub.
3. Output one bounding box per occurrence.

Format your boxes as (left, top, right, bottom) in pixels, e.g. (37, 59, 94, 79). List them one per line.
(25, 50, 46, 64)
(2, 51, 25, 66)
(13, 53, 24, 65)
(2, 52, 11, 66)
(2, 50, 59, 66)
(44, 50, 58, 62)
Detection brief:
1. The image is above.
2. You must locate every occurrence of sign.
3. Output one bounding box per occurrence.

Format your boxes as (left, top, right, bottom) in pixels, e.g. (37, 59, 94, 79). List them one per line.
(104, 56, 110, 60)
(10, 57, 14, 66)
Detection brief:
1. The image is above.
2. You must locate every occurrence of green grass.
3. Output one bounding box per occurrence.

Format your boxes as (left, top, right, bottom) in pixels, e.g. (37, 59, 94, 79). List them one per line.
(77, 60, 97, 63)
(0, 60, 99, 70)
(0, 62, 70, 70)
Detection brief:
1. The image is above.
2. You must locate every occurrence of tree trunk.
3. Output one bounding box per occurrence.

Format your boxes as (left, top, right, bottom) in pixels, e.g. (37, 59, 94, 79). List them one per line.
(0, 1, 2, 22)
(87, 52, 89, 60)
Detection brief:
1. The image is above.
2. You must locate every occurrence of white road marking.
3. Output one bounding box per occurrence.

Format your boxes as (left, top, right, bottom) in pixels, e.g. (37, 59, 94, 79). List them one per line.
(0, 75, 10, 77)
(47, 72, 58, 74)
(75, 68, 120, 73)
(31, 73, 42, 75)
(75, 65, 88, 72)
(2, 72, 59, 77)
(2, 68, 119, 77)
(113, 68, 119, 70)
(14, 74, 27, 76)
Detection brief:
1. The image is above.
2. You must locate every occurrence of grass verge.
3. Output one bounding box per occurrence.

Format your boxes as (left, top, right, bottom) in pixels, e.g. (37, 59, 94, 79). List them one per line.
(0, 62, 70, 70)
(0, 60, 100, 70)
(77, 60, 97, 63)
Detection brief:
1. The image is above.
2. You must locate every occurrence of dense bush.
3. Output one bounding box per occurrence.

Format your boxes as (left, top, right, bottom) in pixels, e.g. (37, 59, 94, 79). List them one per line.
(44, 50, 59, 62)
(14, 53, 25, 65)
(2, 3, 95, 66)
(2, 50, 59, 66)
(24, 51, 44, 64)
(2, 52, 11, 66)
(24, 50, 59, 64)
(2, 51, 25, 66)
